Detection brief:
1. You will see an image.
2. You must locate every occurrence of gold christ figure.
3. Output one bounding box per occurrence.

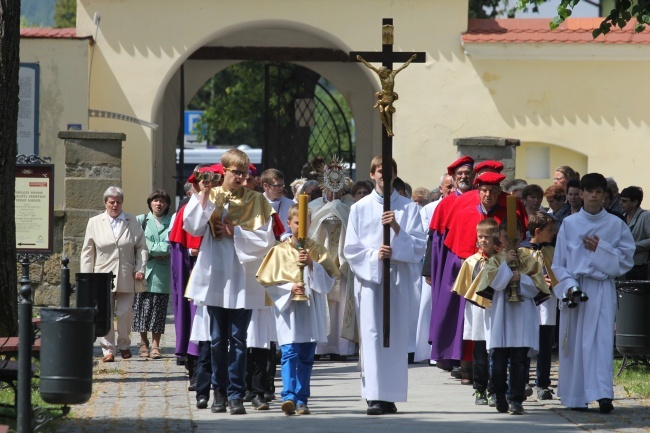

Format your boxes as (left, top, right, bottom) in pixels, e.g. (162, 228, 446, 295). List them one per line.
(356, 53, 417, 137)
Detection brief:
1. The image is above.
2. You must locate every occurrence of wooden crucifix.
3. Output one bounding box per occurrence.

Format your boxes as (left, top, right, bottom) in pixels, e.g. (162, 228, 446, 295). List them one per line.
(350, 18, 425, 347)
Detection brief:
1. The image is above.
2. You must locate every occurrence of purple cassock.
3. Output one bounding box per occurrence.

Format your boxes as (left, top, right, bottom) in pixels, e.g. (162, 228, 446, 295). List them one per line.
(170, 239, 199, 357)
(428, 230, 465, 364)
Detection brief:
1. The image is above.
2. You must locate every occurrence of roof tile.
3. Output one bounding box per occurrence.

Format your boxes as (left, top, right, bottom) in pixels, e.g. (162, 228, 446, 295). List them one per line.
(464, 18, 650, 44)
(20, 28, 92, 40)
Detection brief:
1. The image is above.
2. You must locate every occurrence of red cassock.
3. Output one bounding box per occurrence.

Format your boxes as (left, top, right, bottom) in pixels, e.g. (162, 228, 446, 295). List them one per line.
(428, 191, 462, 233)
(443, 191, 528, 260)
(168, 205, 202, 249)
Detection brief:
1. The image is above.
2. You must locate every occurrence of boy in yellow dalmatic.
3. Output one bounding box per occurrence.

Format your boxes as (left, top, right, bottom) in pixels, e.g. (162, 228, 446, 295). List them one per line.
(257, 204, 339, 416)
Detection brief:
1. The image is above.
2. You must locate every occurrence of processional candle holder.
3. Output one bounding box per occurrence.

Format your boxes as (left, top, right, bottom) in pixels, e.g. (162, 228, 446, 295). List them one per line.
(506, 194, 523, 303)
(506, 240, 523, 303)
(293, 193, 310, 302)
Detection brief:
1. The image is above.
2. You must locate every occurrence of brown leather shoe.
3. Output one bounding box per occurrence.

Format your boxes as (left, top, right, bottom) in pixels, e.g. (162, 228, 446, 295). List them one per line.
(120, 349, 132, 359)
(102, 354, 115, 363)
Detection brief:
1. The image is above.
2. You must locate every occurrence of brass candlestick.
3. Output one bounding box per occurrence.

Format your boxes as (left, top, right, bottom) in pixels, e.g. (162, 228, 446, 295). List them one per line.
(507, 240, 523, 303)
(293, 237, 309, 302)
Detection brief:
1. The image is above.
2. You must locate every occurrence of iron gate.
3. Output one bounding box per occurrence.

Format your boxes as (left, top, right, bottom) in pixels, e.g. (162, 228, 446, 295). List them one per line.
(263, 63, 353, 184)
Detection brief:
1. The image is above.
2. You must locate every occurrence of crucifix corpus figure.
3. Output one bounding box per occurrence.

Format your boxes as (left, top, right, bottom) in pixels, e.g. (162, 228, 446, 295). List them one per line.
(356, 53, 417, 137)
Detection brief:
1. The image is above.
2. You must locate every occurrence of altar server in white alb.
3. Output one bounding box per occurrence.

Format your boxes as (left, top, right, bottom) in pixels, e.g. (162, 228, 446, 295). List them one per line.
(183, 148, 276, 416)
(257, 203, 339, 416)
(344, 155, 426, 416)
(551, 173, 634, 414)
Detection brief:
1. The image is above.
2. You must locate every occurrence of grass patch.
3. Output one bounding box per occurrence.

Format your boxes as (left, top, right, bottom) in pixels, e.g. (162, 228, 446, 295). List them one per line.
(614, 358, 650, 398)
(0, 364, 70, 431)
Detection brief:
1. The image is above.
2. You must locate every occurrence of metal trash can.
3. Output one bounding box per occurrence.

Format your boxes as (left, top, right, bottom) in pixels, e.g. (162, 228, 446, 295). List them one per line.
(40, 308, 95, 405)
(76, 272, 113, 337)
(616, 280, 650, 356)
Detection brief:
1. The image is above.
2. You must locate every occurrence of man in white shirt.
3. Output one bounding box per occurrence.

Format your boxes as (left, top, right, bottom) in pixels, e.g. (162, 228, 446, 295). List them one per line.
(261, 168, 294, 238)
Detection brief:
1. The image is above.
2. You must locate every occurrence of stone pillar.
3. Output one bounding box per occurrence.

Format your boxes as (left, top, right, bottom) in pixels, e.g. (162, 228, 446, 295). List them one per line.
(60, 131, 125, 287)
(453, 136, 520, 181)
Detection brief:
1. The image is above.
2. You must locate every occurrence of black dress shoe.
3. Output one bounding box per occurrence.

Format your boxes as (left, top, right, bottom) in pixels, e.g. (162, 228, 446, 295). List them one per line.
(196, 396, 208, 409)
(450, 367, 462, 379)
(495, 396, 509, 413)
(380, 401, 397, 414)
(366, 401, 384, 415)
(229, 399, 246, 415)
(251, 395, 270, 410)
(598, 398, 614, 414)
(243, 390, 252, 402)
(211, 392, 227, 413)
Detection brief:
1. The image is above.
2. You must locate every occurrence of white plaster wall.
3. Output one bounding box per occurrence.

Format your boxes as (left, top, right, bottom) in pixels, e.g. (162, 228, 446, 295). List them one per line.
(19, 38, 90, 210)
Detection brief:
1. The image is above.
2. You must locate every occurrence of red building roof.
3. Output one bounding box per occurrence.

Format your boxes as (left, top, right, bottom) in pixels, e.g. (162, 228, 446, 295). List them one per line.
(463, 18, 650, 45)
(20, 28, 92, 40)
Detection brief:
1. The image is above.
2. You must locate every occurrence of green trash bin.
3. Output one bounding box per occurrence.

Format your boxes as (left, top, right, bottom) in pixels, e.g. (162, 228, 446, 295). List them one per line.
(40, 308, 95, 405)
(616, 280, 650, 356)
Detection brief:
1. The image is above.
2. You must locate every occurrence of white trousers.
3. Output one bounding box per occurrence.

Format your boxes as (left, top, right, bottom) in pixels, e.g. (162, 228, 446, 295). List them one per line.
(98, 292, 135, 355)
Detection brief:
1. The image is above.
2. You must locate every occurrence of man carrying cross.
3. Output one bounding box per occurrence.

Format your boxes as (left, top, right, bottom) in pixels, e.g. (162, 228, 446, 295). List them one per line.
(344, 155, 426, 415)
(346, 18, 425, 415)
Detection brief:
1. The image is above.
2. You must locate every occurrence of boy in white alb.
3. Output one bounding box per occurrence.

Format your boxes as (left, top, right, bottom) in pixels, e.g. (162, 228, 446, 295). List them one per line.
(184, 149, 276, 415)
(551, 173, 634, 413)
(344, 155, 426, 415)
(477, 219, 549, 415)
(257, 204, 338, 416)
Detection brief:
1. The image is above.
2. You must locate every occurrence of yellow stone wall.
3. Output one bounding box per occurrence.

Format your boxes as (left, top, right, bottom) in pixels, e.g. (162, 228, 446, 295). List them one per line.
(22, 0, 650, 212)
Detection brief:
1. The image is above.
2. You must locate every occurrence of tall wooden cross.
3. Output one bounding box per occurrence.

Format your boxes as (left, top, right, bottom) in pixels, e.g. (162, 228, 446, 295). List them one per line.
(350, 18, 426, 347)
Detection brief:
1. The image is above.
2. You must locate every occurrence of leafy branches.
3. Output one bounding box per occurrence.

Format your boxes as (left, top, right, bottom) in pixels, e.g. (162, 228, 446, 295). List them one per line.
(470, 0, 549, 18)
(516, 0, 650, 37)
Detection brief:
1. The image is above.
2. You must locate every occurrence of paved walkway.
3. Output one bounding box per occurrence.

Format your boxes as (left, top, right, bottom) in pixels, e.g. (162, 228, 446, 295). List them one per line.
(56, 311, 650, 433)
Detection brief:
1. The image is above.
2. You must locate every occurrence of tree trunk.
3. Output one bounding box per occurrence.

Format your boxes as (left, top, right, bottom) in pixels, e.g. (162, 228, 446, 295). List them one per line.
(0, 0, 21, 336)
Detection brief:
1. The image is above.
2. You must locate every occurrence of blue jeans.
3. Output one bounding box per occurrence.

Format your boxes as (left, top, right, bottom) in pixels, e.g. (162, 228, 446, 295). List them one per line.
(196, 340, 212, 400)
(208, 306, 252, 401)
(280, 342, 316, 405)
(491, 347, 529, 404)
(536, 325, 555, 388)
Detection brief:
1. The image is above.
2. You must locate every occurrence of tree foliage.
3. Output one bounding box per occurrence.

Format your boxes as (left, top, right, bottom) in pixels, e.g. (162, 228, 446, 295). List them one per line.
(516, 0, 650, 37)
(0, 0, 21, 335)
(189, 62, 266, 146)
(54, 0, 76, 28)
(469, 0, 549, 18)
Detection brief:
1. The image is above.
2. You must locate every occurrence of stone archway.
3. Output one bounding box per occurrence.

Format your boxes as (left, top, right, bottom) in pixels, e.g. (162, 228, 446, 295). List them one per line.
(151, 22, 379, 206)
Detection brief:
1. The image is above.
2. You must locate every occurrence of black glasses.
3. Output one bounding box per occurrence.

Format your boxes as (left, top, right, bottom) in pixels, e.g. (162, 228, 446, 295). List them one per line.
(268, 183, 285, 189)
(225, 168, 246, 178)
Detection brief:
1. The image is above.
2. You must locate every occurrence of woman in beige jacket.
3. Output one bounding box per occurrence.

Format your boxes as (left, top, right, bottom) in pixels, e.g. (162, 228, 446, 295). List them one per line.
(81, 186, 148, 362)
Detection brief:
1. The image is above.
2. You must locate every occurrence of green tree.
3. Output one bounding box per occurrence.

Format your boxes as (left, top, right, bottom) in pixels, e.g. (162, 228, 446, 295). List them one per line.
(54, 0, 76, 28)
(189, 62, 266, 146)
(469, 0, 549, 18)
(516, 0, 650, 37)
(0, 0, 21, 336)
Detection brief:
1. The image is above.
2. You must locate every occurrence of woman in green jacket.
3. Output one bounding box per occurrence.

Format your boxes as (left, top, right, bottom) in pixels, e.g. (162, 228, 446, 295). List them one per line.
(134, 189, 172, 359)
